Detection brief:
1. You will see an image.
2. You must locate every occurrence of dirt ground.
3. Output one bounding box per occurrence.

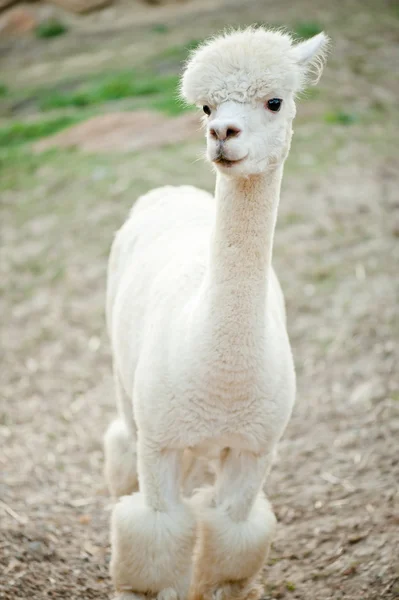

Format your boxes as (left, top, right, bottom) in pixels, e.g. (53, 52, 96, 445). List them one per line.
(1, 0, 398, 599)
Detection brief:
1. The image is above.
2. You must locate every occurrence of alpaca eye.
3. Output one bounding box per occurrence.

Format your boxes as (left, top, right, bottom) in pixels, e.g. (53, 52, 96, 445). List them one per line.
(266, 98, 282, 112)
(203, 105, 211, 116)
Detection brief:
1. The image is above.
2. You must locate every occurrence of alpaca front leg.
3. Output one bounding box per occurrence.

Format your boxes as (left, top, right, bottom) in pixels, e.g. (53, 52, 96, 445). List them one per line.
(111, 443, 196, 599)
(190, 449, 276, 600)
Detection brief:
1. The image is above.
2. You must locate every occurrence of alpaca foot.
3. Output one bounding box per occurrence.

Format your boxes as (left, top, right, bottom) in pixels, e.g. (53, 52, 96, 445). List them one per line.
(115, 588, 179, 600)
(201, 579, 264, 600)
(190, 579, 263, 600)
(111, 494, 195, 600)
(189, 491, 276, 600)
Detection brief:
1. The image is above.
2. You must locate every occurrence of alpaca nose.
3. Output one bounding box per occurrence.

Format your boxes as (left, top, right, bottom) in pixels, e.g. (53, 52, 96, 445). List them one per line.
(209, 122, 241, 141)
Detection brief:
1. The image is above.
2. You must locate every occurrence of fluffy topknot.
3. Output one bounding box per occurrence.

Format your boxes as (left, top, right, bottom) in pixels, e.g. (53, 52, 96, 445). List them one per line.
(181, 27, 329, 106)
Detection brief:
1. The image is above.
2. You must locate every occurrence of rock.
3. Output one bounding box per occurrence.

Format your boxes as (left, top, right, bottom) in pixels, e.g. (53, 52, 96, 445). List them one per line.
(47, 0, 112, 14)
(26, 539, 55, 560)
(34, 110, 202, 153)
(0, 6, 36, 35)
(27, 541, 47, 558)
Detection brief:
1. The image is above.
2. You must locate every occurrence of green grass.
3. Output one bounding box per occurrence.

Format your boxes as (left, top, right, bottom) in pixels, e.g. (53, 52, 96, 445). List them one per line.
(4, 40, 203, 118)
(0, 147, 53, 191)
(0, 84, 7, 97)
(35, 19, 68, 39)
(325, 110, 357, 125)
(0, 66, 191, 157)
(294, 21, 323, 39)
(39, 71, 181, 111)
(151, 23, 168, 34)
(253, 21, 323, 39)
(150, 94, 189, 116)
(0, 115, 81, 148)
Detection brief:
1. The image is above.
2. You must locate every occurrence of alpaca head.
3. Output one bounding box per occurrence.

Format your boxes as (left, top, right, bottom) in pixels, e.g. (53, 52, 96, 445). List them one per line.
(181, 27, 329, 177)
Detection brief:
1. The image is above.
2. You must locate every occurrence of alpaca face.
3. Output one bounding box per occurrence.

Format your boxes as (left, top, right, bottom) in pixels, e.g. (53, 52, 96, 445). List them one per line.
(203, 96, 296, 176)
(181, 27, 329, 177)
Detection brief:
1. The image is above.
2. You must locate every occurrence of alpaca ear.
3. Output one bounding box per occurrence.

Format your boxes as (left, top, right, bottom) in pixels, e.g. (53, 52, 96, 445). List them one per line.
(292, 32, 329, 83)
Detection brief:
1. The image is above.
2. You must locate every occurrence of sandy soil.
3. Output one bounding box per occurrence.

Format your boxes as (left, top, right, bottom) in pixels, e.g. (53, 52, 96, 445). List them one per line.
(1, 1, 398, 599)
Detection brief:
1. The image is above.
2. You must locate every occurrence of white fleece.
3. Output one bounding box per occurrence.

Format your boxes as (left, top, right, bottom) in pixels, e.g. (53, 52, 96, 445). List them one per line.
(105, 25, 329, 599)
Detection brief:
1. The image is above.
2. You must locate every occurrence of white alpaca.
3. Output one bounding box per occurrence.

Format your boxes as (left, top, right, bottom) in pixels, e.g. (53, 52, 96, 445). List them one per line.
(104, 27, 329, 600)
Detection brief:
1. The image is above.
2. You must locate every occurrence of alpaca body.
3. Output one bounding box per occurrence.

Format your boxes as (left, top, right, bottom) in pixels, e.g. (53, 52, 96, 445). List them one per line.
(108, 184, 294, 459)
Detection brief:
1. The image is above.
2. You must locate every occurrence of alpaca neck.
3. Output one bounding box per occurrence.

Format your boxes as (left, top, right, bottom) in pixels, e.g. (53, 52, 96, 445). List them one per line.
(205, 166, 283, 331)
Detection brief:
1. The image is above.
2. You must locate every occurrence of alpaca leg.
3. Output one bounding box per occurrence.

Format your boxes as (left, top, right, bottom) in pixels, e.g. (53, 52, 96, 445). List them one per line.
(111, 442, 196, 599)
(181, 450, 215, 498)
(190, 449, 276, 600)
(104, 371, 138, 497)
(104, 419, 138, 497)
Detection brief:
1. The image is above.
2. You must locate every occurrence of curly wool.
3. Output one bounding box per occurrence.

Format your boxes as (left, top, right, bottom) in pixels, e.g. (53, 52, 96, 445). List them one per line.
(181, 27, 328, 106)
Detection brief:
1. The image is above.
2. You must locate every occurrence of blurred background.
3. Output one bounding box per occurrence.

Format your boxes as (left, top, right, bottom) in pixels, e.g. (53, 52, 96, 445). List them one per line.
(0, 1, 398, 599)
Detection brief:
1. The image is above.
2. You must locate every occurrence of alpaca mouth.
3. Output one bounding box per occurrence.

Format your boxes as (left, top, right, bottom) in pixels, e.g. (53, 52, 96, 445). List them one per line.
(213, 155, 246, 168)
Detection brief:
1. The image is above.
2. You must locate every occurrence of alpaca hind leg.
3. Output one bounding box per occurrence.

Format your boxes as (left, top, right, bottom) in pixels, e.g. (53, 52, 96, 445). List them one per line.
(104, 419, 138, 497)
(104, 371, 138, 498)
(111, 442, 196, 599)
(181, 450, 215, 498)
(189, 449, 276, 600)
